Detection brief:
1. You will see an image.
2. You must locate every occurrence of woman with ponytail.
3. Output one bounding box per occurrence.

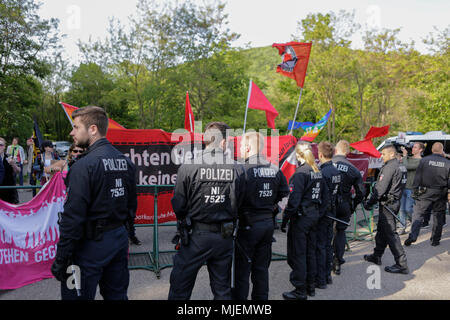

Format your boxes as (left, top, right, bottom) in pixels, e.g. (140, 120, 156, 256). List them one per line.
(281, 141, 327, 300)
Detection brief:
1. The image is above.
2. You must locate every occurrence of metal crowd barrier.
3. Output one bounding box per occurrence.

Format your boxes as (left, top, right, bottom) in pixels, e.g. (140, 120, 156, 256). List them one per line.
(345, 182, 377, 244)
(128, 184, 176, 278)
(129, 184, 288, 278)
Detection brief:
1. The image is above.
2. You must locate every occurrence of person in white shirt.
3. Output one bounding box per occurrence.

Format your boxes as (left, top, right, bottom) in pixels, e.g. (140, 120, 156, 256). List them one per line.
(6, 137, 27, 186)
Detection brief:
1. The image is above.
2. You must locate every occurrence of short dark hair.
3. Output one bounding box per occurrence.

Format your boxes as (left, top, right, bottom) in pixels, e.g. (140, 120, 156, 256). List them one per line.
(414, 142, 425, 151)
(381, 144, 396, 154)
(72, 106, 108, 136)
(318, 141, 334, 159)
(12, 137, 19, 143)
(204, 122, 230, 147)
(41, 140, 53, 151)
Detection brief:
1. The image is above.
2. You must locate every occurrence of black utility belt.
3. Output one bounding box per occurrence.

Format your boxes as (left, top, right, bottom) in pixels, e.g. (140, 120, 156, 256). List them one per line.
(423, 186, 446, 190)
(242, 212, 273, 223)
(103, 220, 125, 232)
(192, 221, 233, 233)
(85, 219, 124, 234)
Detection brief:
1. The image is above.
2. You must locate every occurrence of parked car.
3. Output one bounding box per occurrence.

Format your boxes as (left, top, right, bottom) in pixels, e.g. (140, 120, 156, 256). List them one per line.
(53, 141, 71, 158)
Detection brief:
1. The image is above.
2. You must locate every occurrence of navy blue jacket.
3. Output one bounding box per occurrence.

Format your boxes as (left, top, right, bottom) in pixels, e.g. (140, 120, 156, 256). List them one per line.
(57, 138, 137, 259)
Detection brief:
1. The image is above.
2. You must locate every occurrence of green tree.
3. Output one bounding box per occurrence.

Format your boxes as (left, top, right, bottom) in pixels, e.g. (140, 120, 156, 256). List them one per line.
(0, 0, 60, 141)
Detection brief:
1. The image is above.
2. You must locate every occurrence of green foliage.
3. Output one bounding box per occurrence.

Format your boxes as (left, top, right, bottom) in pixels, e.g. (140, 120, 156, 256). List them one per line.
(0, 0, 60, 143)
(1, 3, 448, 147)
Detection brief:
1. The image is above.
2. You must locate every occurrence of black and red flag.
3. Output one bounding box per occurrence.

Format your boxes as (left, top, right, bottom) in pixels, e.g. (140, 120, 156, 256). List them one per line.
(272, 42, 312, 88)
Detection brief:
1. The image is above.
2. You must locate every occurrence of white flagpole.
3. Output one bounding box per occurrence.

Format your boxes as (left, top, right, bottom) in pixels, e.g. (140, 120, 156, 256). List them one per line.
(186, 91, 194, 133)
(243, 79, 252, 135)
(59, 101, 74, 127)
(289, 87, 303, 135)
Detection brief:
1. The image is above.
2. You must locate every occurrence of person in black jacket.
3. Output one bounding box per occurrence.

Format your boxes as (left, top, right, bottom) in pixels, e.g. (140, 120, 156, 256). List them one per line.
(51, 106, 137, 300)
(363, 144, 409, 274)
(331, 140, 365, 275)
(281, 141, 327, 300)
(232, 131, 289, 300)
(316, 141, 340, 288)
(405, 142, 450, 247)
(168, 122, 245, 300)
(0, 137, 20, 204)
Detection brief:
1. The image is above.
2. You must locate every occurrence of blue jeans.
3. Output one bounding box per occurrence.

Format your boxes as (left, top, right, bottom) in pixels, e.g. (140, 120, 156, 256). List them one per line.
(13, 163, 23, 186)
(400, 189, 414, 226)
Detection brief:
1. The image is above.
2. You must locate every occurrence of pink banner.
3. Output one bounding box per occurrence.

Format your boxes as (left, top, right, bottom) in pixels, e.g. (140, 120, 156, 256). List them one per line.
(0, 173, 65, 289)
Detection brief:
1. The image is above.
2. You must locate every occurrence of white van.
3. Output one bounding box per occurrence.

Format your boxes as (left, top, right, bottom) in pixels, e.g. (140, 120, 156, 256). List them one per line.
(370, 131, 450, 168)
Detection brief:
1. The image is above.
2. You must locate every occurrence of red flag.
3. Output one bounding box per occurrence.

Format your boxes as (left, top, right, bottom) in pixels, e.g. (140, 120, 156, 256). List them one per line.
(364, 125, 390, 140)
(280, 148, 298, 182)
(247, 81, 279, 129)
(60, 102, 126, 129)
(272, 42, 312, 88)
(350, 139, 381, 158)
(184, 92, 195, 133)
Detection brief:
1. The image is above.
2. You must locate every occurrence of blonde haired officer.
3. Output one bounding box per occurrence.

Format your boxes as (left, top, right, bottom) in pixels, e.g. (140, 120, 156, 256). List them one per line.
(281, 141, 328, 300)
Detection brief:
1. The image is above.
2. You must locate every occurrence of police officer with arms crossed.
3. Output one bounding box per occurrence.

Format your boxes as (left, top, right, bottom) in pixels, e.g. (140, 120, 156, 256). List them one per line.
(363, 144, 409, 274)
(331, 140, 365, 275)
(405, 142, 450, 247)
(51, 106, 138, 300)
(316, 141, 341, 288)
(232, 131, 289, 300)
(168, 122, 245, 300)
(281, 141, 327, 300)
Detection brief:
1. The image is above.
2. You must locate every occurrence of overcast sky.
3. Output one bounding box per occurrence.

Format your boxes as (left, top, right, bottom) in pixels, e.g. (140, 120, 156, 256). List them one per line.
(38, 0, 449, 64)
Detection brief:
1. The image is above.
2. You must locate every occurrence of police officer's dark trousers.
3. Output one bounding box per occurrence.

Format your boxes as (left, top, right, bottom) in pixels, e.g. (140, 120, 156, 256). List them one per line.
(61, 225, 130, 300)
(233, 217, 274, 300)
(168, 225, 233, 300)
(373, 202, 407, 267)
(316, 216, 333, 286)
(287, 214, 318, 290)
(409, 188, 447, 243)
(333, 200, 351, 265)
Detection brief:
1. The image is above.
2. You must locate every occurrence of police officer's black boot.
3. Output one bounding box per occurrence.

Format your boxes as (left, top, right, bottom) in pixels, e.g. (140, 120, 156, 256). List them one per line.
(306, 284, 316, 297)
(430, 237, 440, 246)
(129, 236, 142, 246)
(282, 287, 307, 300)
(326, 275, 333, 285)
(363, 254, 382, 265)
(332, 259, 341, 275)
(404, 238, 415, 246)
(385, 264, 409, 274)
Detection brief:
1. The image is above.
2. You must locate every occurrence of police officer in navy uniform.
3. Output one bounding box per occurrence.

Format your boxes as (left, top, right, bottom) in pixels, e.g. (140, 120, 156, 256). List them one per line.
(316, 141, 341, 288)
(363, 144, 409, 274)
(281, 141, 328, 300)
(168, 122, 245, 300)
(405, 142, 450, 247)
(331, 140, 365, 275)
(232, 132, 289, 300)
(51, 106, 137, 300)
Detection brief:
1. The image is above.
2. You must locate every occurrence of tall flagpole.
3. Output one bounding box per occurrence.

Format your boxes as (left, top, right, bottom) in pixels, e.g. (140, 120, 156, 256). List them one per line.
(289, 87, 303, 135)
(243, 79, 252, 135)
(187, 91, 193, 132)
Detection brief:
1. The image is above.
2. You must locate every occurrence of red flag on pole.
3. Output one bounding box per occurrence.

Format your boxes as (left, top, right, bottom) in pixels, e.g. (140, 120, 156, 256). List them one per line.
(364, 125, 390, 140)
(247, 81, 279, 129)
(272, 42, 312, 88)
(184, 92, 195, 133)
(59, 102, 126, 129)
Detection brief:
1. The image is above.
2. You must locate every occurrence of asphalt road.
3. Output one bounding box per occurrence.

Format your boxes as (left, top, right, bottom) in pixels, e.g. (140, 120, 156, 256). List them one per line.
(1, 189, 449, 300)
